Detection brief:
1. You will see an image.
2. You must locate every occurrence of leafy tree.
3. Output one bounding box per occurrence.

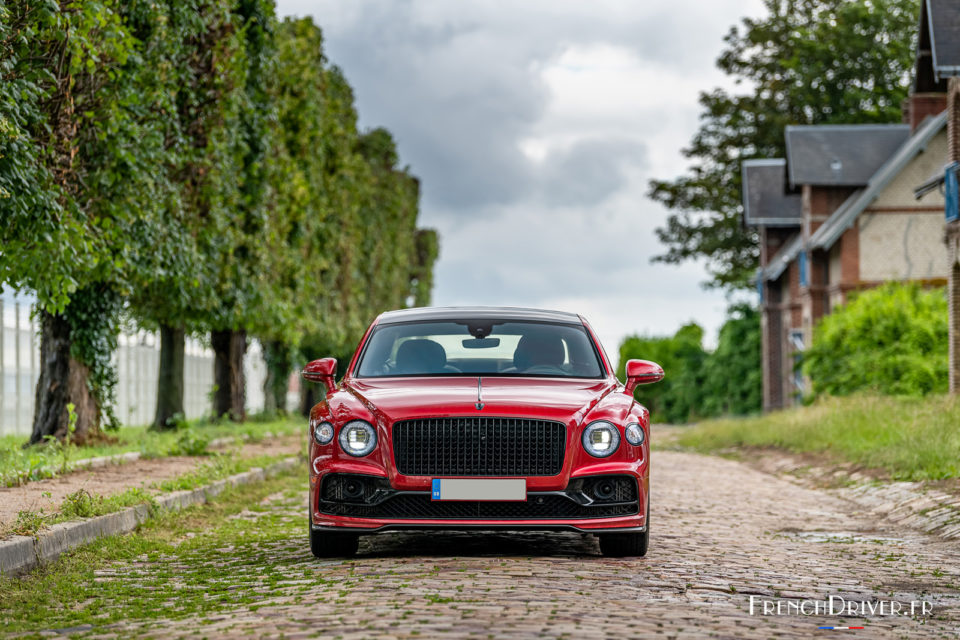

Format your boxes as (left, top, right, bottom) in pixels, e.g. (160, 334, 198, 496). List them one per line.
(700, 304, 762, 416)
(803, 284, 948, 396)
(129, 0, 246, 430)
(649, 0, 919, 289)
(260, 18, 440, 415)
(257, 16, 328, 415)
(209, 0, 276, 422)
(0, 1, 182, 443)
(1, 5, 439, 438)
(617, 305, 762, 423)
(617, 324, 707, 423)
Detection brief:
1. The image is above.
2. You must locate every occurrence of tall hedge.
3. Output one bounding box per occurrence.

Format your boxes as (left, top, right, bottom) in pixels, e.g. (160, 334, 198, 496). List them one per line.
(617, 305, 762, 424)
(803, 283, 948, 396)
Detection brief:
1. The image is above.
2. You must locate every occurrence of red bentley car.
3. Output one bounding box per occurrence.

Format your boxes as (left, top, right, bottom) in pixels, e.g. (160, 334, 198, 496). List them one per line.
(303, 307, 663, 557)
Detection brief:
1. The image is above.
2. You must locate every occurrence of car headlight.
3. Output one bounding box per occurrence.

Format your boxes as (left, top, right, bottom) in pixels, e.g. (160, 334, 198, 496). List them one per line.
(582, 420, 620, 458)
(313, 421, 334, 445)
(339, 420, 377, 457)
(625, 423, 645, 446)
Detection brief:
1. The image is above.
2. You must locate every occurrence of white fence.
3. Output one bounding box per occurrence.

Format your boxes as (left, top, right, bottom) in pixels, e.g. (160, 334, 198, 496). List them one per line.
(0, 288, 268, 437)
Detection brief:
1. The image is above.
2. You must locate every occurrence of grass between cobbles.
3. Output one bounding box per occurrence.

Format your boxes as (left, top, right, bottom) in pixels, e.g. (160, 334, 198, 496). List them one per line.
(674, 394, 960, 481)
(6, 451, 299, 538)
(0, 413, 305, 487)
(0, 469, 309, 636)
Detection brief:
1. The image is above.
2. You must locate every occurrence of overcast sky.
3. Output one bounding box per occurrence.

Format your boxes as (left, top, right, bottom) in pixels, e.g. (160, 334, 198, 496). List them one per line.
(275, 0, 765, 358)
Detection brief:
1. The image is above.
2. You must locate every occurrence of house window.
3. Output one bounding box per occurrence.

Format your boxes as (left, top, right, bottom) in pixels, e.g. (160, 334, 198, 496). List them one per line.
(789, 329, 805, 393)
(946, 163, 959, 223)
(798, 251, 808, 287)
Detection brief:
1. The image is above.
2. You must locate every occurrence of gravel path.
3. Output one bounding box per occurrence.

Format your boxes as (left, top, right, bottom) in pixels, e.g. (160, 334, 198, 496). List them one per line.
(73, 450, 960, 639)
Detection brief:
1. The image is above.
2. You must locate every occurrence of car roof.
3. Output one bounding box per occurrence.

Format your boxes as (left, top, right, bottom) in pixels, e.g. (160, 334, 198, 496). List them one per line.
(376, 306, 583, 325)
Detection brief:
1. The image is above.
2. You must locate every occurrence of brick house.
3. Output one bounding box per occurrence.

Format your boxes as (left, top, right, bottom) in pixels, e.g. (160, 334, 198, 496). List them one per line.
(747, 63, 951, 410)
(909, 0, 960, 393)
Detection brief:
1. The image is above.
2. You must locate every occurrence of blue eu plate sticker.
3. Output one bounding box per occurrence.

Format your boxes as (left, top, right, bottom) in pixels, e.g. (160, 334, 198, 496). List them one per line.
(432, 479, 441, 500)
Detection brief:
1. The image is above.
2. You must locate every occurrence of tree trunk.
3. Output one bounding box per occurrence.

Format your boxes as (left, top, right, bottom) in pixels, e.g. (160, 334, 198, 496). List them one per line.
(262, 339, 291, 415)
(153, 325, 185, 430)
(212, 328, 246, 422)
(29, 311, 100, 445)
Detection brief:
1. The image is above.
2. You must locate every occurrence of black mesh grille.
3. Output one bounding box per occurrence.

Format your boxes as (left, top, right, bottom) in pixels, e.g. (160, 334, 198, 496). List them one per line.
(319, 493, 638, 520)
(392, 417, 566, 476)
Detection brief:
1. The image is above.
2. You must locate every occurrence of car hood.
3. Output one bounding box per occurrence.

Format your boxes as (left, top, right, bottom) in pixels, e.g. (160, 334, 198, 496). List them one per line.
(344, 376, 617, 425)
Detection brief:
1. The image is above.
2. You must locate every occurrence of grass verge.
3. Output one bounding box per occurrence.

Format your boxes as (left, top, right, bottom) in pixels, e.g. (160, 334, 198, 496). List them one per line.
(0, 413, 304, 487)
(0, 469, 307, 635)
(5, 452, 297, 538)
(675, 394, 960, 481)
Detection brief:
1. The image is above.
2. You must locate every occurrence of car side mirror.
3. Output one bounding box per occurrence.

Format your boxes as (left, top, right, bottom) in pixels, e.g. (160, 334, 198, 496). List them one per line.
(303, 357, 338, 393)
(624, 359, 664, 394)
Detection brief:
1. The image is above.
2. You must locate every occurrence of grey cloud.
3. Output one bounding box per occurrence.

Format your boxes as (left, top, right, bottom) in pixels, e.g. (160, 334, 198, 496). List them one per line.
(537, 138, 648, 207)
(275, 0, 761, 347)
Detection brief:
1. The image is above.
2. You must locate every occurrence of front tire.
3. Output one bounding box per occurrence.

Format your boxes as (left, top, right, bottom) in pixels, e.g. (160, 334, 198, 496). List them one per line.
(310, 525, 359, 558)
(599, 501, 649, 557)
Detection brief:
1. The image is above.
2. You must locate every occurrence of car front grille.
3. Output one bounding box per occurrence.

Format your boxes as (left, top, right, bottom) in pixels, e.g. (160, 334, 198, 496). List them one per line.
(392, 417, 566, 476)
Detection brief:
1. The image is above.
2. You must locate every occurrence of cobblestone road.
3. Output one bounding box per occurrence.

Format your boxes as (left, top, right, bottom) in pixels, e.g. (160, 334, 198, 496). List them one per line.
(80, 451, 960, 638)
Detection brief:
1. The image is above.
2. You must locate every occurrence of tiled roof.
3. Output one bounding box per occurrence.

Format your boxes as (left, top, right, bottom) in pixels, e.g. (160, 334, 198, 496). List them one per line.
(784, 124, 910, 188)
(741, 159, 801, 227)
(810, 111, 948, 250)
(928, 0, 960, 78)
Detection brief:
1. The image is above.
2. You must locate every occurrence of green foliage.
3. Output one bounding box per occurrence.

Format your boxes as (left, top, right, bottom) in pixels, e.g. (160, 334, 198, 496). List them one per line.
(264, 18, 438, 372)
(803, 283, 949, 397)
(129, 0, 245, 333)
(700, 304, 762, 416)
(59, 487, 155, 520)
(618, 323, 707, 424)
(411, 229, 441, 307)
(1, 4, 438, 437)
(649, 0, 919, 289)
(11, 509, 45, 537)
(171, 429, 211, 457)
(618, 305, 762, 423)
(677, 394, 960, 481)
(0, 0, 198, 436)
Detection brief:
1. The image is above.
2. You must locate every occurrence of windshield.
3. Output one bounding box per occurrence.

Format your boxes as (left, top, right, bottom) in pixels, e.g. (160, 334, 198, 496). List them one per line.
(355, 320, 604, 378)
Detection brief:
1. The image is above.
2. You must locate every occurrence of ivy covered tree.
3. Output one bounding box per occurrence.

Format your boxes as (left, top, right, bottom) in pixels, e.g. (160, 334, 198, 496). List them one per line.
(1, 5, 438, 440)
(206, 0, 276, 422)
(649, 0, 919, 289)
(130, 0, 246, 430)
(0, 1, 184, 443)
(265, 18, 440, 416)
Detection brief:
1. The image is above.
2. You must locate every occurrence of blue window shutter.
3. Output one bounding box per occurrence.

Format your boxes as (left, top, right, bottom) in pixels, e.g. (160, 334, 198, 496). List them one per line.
(798, 251, 808, 287)
(756, 273, 764, 304)
(946, 163, 959, 223)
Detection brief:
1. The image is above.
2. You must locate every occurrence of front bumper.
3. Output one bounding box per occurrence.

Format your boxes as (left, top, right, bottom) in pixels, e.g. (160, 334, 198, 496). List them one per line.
(310, 523, 647, 534)
(312, 473, 647, 534)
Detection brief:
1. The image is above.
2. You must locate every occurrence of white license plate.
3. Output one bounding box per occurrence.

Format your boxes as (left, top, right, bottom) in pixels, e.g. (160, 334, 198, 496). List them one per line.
(431, 478, 526, 501)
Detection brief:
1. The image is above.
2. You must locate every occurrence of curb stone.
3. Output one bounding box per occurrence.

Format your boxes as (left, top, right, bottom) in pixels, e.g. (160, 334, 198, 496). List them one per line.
(0, 457, 297, 577)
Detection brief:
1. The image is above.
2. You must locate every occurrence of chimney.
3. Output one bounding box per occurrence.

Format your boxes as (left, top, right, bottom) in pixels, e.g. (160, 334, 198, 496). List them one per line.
(907, 92, 947, 133)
